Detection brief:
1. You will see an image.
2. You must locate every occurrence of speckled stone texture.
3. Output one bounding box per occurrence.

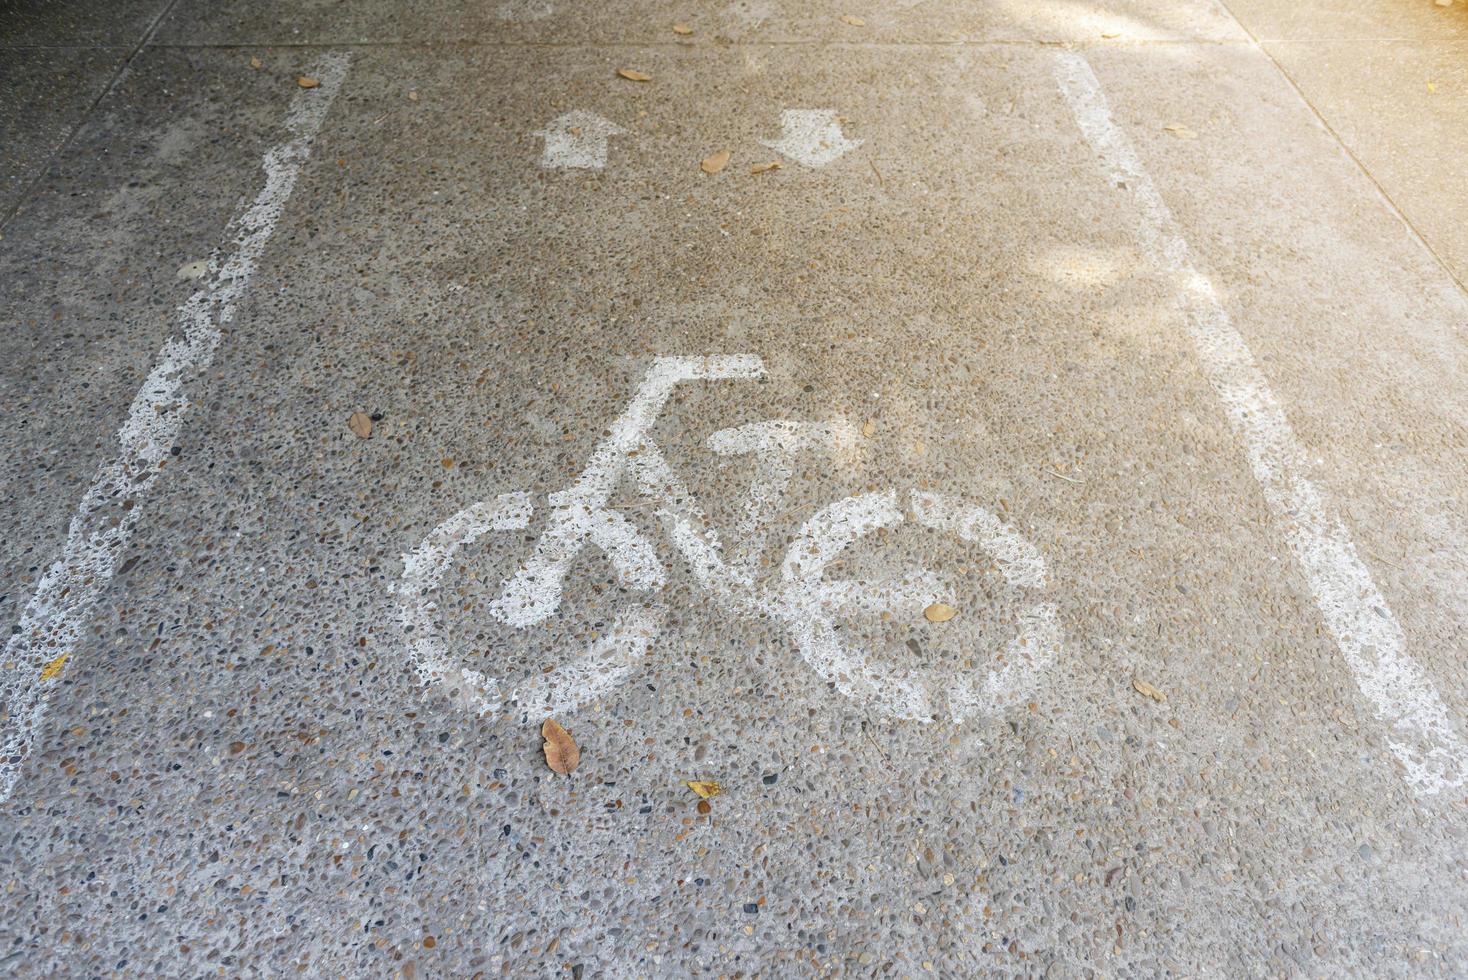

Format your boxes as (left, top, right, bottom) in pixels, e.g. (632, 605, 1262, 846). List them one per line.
(1, 0, 1466, 976)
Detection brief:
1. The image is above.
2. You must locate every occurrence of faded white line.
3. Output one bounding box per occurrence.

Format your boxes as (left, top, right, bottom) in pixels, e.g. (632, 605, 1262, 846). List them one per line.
(0, 53, 352, 804)
(1054, 50, 1467, 797)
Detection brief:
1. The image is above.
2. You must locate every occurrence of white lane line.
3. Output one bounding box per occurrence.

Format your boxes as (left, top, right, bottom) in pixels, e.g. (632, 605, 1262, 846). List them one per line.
(0, 53, 352, 804)
(1054, 50, 1468, 798)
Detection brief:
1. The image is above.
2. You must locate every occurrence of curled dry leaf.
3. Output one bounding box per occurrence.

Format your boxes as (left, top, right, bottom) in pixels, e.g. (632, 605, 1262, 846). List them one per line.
(297, 76, 321, 89)
(1132, 678, 1167, 703)
(924, 602, 957, 623)
(701, 150, 731, 174)
(1163, 124, 1198, 140)
(840, 14, 866, 26)
(617, 68, 653, 82)
(749, 161, 781, 175)
(348, 412, 373, 439)
(40, 653, 68, 682)
(673, 21, 694, 34)
(542, 719, 580, 774)
(861, 418, 877, 437)
(249, 56, 263, 70)
(686, 780, 721, 799)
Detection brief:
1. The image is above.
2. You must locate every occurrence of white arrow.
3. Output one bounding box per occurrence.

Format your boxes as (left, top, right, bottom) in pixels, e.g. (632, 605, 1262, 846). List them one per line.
(534, 110, 627, 170)
(759, 109, 862, 168)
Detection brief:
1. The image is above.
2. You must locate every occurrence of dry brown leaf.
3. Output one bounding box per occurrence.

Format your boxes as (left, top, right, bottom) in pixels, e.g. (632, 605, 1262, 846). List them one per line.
(408, 90, 420, 102)
(840, 14, 866, 26)
(701, 150, 731, 174)
(1163, 124, 1198, 140)
(1132, 678, 1167, 703)
(348, 412, 372, 439)
(542, 719, 580, 774)
(861, 418, 877, 437)
(686, 780, 721, 799)
(618, 68, 652, 82)
(924, 603, 957, 623)
(40, 653, 68, 682)
(1100, 30, 1120, 38)
(749, 160, 782, 175)
(297, 76, 320, 89)
(673, 21, 694, 34)
(249, 56, 263, 70)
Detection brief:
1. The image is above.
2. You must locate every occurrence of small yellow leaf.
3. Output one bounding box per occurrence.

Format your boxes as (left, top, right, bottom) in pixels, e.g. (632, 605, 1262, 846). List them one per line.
(701, 149, 731, 174)
(673, 22, 694, 34)
(348, 412, 372, 439)
(618, 68, 652, 82)
(1163, 124, 1197, 140)
(249, 56, 263, 70)
(861, 419, 877, 437)
(542, 718, 580, 774)
(297, 76, 320, 89)
(408, 90, 420, 102)
(924, 603, 957, 623)
(1132, 678, 1167, 703)
(1427, 81, 1438, 93)
(686, 780, 721, 799)
(840, 14, 866, 26)
(749, 160, 781, 175)
(41, 654, 68, 682)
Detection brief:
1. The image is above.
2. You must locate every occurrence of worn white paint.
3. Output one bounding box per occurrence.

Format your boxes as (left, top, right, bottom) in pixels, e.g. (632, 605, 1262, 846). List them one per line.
(396, 493, 658, 719)
(1054, 50, 1468, 797)
(0, 53, 352, 804)
(781, 490, 1060, 724)
(406, 355, 1059, 727)
(534, 111, 627, 170)
(707, 419, 859, 567)
(489, 356, 764, 628)
(759, 110, 863, 168)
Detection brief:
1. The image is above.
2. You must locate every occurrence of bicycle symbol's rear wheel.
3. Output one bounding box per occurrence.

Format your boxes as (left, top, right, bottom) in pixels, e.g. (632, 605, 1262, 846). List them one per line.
(396, 493, 659, 720)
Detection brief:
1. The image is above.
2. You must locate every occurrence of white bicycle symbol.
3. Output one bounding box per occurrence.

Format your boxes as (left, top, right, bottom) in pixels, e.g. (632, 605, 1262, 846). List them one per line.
(397, 355, 1061, 724)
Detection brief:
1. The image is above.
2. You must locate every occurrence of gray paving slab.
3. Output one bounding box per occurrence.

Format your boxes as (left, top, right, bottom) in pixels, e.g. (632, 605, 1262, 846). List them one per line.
(150, 0, 1247, 46)
(0, 46, 127, 217)
(0, 0, 172, 47)
(1222, 0, 1468, 41)
(1257, 39, 1468, 287)
(0, 14, 1465, 980)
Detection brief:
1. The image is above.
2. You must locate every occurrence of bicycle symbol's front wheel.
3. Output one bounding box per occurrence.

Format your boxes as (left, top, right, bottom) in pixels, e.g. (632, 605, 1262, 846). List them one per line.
(778, 489, 1061, 724)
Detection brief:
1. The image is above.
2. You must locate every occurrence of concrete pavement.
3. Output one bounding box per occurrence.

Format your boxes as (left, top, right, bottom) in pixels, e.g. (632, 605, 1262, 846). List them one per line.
(1, 0, 1466, 975)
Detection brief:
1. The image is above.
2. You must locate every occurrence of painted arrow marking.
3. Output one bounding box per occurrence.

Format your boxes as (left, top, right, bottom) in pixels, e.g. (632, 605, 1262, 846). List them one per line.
(534, 111, 627, 170)
(759, 109, 862, 168)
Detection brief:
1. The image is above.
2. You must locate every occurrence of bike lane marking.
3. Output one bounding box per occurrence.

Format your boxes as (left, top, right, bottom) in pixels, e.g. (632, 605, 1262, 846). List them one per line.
(401, 355, 1063, 728)
(1054, 50, 1468, 799)
(0, 53, 352, 804)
